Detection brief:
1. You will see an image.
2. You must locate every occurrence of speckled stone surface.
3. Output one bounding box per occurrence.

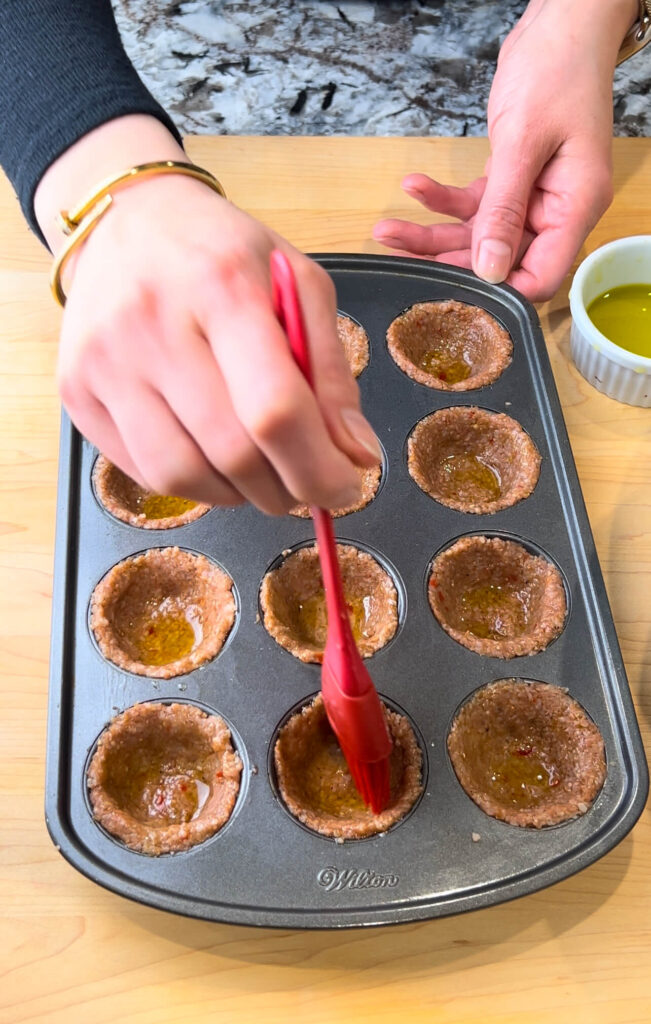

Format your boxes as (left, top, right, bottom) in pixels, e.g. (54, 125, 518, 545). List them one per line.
(114, 0, 650, 138)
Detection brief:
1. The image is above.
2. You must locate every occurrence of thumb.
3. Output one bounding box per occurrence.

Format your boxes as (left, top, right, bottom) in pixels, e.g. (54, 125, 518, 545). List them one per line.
(472, 135, 547, 285)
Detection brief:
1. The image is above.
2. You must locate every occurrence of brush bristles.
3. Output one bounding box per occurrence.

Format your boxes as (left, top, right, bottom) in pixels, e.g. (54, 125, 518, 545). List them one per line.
(341, 744, 391, 814)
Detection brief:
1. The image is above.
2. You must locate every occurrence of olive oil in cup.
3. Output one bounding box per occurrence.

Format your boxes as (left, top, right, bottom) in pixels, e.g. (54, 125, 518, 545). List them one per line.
(569, 236, 651, 407)
(587, 284, 651, 359)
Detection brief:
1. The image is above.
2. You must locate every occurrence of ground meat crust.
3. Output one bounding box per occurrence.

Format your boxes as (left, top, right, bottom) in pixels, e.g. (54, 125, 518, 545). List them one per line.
(408, 407, 541, 514)
(260, 543, 398, 663)
(274, 694, 422, 838)
(428, 535, 566, 658)
(447, 680, 607, 827)
(93, 456, 210, 529)
(290, 463, 381, 518)
(387, 300, 512, 391)
(87, 702, 242, 854)
(338, 314, 369, 378)
(90, 547, 236, 678)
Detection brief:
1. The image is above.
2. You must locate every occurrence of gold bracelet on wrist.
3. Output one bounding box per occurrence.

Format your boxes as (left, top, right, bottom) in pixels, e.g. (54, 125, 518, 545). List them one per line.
(49, 160, 227, 307)
(617, 0, 651, 63)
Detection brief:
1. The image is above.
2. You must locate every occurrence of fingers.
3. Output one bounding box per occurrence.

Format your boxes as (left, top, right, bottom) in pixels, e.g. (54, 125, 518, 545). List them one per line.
(63, 246, 378, 513)
(156, 327, 296, 515)
(401, 174, 485, 220)
(471, 133, 550, 285)
(58, 380, 146, 486)
(507, 223, 588, 303)
(373, 219, 471, 257)
(278, 248, 381, 469)
(63, 298, 246, 506)
(507, 154, 613, 301)
(199, 266, 367, 509)
(100, 378, 245, 507)
(374, 169, 540, 281)
(432, 249, 473, 270)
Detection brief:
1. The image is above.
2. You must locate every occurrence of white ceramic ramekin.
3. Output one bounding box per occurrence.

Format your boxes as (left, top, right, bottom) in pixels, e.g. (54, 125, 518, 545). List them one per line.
(569, 235, 651, 407)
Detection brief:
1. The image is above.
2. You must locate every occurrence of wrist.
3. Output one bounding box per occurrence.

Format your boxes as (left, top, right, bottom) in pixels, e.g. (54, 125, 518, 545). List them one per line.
(34, 114, 186, 253)
(524, 0, 637, 26)
(520, 0, 638, 60)
(48, 164, 229, 307)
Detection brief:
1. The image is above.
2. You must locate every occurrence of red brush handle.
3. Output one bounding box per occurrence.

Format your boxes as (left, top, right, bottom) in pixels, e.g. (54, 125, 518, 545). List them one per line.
(270, 249, 361, 686)
(270, 250, 314, 386)
(271, 249, 393, 793)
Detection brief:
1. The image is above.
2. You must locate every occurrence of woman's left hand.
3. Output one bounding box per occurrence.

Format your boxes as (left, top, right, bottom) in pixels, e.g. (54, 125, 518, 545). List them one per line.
(373, 0, 637, 302)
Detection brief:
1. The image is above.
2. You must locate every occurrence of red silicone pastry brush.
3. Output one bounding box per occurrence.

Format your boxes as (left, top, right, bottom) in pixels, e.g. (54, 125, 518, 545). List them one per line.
(270, 249, 393, 814)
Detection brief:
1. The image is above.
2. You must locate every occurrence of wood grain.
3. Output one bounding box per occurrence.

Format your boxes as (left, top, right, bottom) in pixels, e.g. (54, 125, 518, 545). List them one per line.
(1, 138, 649, 1024)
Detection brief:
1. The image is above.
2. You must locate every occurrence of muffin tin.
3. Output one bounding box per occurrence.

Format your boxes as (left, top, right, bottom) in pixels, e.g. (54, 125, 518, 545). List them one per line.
(45, 255, 648, 928)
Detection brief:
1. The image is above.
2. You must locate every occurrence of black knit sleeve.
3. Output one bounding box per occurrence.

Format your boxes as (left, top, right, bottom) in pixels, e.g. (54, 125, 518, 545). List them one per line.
(0, 0, 183, 242)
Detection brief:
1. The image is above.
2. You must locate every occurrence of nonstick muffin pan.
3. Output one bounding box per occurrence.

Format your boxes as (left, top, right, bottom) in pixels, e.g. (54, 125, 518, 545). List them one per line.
(45, 255, 648, 928)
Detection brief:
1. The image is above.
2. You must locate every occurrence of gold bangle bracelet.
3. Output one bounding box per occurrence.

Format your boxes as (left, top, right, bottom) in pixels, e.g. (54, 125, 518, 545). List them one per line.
(50, 160, 227, 307)
(617, 0, 651, 63)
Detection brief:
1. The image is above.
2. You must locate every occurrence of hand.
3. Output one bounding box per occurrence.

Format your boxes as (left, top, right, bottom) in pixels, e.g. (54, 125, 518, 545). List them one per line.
(374, 0, 636, 302)
(37, 119, 380, 515)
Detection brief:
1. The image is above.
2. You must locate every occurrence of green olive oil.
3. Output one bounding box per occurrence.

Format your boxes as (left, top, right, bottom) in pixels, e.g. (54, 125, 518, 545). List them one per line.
(586, 283, 651, 359)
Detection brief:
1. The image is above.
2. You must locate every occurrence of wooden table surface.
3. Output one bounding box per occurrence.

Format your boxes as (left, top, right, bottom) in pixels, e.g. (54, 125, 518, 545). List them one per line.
(1, 137, 649, 1024)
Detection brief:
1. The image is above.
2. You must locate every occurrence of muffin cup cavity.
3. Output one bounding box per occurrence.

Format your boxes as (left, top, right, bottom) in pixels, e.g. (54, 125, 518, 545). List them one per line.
(447, 679, 607, 827)
(272, 693, 423, 840)
(90, 547, 236, 678)
(290, 462, 382, 518)
(338, 312, 370, 378)
(428, 535, 567, 658)
(259, 542, 399, 663)
(86, 701, 243, 854)
(408, 407, 540, 513)
(93, 455, 210, 529)
(387, 300, 512, 390)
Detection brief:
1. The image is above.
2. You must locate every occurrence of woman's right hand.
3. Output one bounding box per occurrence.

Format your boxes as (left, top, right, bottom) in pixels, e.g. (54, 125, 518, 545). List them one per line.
(37, 118, 380, 516)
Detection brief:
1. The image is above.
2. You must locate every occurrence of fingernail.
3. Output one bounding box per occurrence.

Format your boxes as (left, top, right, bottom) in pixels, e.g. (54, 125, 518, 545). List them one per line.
(373, 232, 400, 247)
(476, 239, 512, 284)
(341, 408, 382, 460)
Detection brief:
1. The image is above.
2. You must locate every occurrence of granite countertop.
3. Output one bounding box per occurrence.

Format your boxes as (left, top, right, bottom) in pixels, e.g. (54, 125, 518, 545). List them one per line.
(115, 0, 649, 138)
